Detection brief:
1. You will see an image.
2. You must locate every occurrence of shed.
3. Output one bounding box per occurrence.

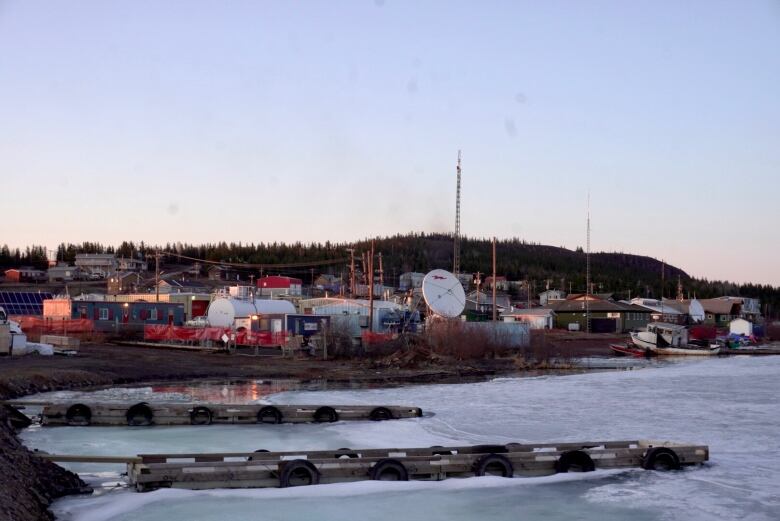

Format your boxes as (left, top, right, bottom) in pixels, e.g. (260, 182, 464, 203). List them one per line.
(729, 318, 753, 337)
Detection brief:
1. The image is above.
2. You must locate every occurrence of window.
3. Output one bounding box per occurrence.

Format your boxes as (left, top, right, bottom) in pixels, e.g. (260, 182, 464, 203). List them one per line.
(99, 308, 109, 320)
(150, 308, 158, 321)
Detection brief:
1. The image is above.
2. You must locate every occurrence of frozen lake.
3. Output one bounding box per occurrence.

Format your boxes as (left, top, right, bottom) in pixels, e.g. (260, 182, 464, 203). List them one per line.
(19, 356, 780, 521)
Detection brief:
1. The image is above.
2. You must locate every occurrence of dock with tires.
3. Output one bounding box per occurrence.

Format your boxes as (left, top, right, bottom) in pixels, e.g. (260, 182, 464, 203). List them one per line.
(89, 439, 709, 491)
(20, 401, 422, 426)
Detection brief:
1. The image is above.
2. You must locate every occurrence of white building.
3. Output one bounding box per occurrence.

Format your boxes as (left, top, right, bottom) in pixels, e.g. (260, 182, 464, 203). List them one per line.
(539, 289, 566, 306)
(398, 272, 425, 291)
(75, 254, 117, 276)
(502, 308, 555, 329)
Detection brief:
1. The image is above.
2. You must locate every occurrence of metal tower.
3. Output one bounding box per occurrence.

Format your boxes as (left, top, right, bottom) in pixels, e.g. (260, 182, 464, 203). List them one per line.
(453, 150, 462, 274)
(585, 193, 591, 333)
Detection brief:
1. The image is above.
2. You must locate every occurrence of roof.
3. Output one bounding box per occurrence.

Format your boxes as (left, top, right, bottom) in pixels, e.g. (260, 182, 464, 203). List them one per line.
(628, 298, 684, 315)
(698, 298, 741, 315)
(160, 279, 209, 289)
(502, 308, 555, 317)
(549, 297, 649, 314)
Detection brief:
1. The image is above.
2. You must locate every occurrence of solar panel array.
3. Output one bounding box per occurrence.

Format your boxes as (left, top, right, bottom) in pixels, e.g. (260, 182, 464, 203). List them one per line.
(0, 291, 53, 316)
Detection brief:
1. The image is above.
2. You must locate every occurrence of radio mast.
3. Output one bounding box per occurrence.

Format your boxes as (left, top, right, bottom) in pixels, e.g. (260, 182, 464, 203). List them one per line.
(585, 192, 591, 333)
(453, 150, 462, 274)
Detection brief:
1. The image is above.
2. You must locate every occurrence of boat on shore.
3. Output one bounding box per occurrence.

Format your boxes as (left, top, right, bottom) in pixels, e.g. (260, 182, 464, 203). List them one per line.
(610, 343, 653, 357)
(630, 322, 721, 356)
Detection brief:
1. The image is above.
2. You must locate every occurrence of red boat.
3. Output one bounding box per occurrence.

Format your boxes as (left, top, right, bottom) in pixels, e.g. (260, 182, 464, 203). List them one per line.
(610, 343, 654, 358)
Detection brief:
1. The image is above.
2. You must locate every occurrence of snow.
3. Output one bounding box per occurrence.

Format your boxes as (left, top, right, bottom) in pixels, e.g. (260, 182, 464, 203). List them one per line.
(18, 356, 780, 521)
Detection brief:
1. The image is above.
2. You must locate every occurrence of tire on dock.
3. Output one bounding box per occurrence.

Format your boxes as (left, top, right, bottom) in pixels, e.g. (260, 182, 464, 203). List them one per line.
(641, 447, 680, 471)
(257, 406, 283, 424)
(313, 406, 339, 423)
(279, 459, 320, 487)
(554, 450, 595, 473)
(65, 404, 92, 426)
(369, 459, 409, 481)
(369, 407, 394, 421)
(473, 454, 514, 477)
(190, 406, 212, 426)
(126, 402, 154, 426)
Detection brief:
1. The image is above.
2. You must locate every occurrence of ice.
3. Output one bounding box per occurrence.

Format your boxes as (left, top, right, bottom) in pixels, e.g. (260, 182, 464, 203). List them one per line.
(18, 356, 780, 520)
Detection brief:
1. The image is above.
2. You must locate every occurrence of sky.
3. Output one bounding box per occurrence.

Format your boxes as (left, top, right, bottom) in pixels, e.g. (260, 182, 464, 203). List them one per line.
(1, 1, 779, 285)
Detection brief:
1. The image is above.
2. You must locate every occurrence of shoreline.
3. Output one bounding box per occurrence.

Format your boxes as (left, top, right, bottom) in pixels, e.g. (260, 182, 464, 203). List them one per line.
(0, 342, 613, 521)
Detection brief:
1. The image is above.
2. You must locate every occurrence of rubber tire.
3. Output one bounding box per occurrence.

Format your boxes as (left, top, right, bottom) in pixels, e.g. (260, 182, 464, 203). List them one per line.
(65, 404, 92, 426)
(126, 402, 154, 427)
(642, 447, 681, 471)
(369, 459, 409, 481)
(279, 459, 320, 487)
(313, 406, 338, 423)
(247, 449, 269, 462)
(190, 406, 212, 426)
(471, 444, 509, 454)
(335, 448, 359, 459)
(473, 454, 514, 477)
(369, 407, 394, 421)
(430, 445, 454, 456)
(555, 450, 595, 473)
(257, 406, 283, 424)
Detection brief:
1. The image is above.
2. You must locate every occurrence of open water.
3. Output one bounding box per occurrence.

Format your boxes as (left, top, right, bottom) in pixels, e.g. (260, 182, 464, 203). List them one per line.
(19, 356, 780, 521)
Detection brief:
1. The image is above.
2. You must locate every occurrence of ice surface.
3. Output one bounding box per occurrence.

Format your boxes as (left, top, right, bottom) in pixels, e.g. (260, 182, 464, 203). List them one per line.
(19, 356, 780, 520)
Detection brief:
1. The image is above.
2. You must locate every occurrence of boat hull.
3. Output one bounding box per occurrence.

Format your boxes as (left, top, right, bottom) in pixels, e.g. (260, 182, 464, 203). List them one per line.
(629, 332, 720, 356)
(610, 343, 652, 357)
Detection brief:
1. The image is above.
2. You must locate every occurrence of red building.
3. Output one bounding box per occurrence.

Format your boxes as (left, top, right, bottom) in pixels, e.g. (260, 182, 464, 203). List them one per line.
(257, 276, 303, 297)
(4, 267, 47, 283)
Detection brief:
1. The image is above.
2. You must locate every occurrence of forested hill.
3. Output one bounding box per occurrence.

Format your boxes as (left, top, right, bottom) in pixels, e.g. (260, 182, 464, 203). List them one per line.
(5, 233, 778, 310)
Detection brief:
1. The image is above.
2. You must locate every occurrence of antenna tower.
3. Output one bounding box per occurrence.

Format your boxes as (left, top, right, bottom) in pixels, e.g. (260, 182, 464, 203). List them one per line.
(453, 150, 462, 274)
(585, 192, 591, 333)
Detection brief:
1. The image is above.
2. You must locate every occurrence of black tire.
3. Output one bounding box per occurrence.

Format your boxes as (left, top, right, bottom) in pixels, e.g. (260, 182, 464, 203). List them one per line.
(555, 450, 595, 473)
(335, 448, 359, 459)
(247, 449, 270, 461)
(430, 445, 454, 456)
(369, 407, 394, 421)
(642, 447, 681, 471)
(313, 406, 338, 423)
(190, 406, 212, 426)
(471, 444, 509, 454)
(257, 406, 283, 424)
(369, 459, 409, 481)
(473, 454, 514, 477)
(126, 402, 154, 426)
(414, 407, 424, 417)
(279, 459, 320, 487)
(65, 404, 92, 426)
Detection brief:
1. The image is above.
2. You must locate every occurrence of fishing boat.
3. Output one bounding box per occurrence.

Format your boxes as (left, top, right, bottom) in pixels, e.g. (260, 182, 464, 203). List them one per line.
(609, 343, 653, 357)
(630, 322, 721, 356)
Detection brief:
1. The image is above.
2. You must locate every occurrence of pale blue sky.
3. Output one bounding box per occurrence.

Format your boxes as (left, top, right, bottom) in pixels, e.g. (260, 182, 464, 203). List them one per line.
(1, 1, 778, 284)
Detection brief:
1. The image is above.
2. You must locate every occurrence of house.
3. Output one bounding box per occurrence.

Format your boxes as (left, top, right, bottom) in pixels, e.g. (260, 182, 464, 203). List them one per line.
(46, 299, 185, 330)
(257, 276, 303, 297)
(539, 289, 566, 306)
(117, 257, 148, 272)
(483, 276, 509, 291)
(47, 263, 82, 282)
(548, 295, 651, 333)
(207, 265, 244, 281)
(715, 296, 761, 321)
(74, 254, 117, 276)
(698, 298, 742, 326)
(629, 298, 687, 324)
(502, 308, 555, 329)
(661, 298, 706, 323)
(157, 279, 210, 294)
(314, 274, 341, 292)
(398, 272, 425, 291)
(107, 272, 141, 294)
(4, 267, 47, 283)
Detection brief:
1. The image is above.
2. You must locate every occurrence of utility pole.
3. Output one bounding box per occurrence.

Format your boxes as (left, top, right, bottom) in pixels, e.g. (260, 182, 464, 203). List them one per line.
(475, 272, 482, 309)
(155, 251, 160, 303)
(368, 241, 375, 333)
(585, 192, 591, 333)
(453, 150, 462, 275)
(492, 237, 497, 321)
(378, 252, 384, 288)
(346, 248, 355, 297)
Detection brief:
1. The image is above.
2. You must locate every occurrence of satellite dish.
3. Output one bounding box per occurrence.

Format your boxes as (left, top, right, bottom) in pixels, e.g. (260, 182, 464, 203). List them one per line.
(422, 269, 466, 318)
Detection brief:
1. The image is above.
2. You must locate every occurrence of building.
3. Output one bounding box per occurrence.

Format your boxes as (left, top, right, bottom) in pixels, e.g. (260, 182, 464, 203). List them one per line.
(117, 257, 148, 272)
(661, 298, 706, 323)
(698, 298, 742, 326)
(629, 298, 687, 324)
(715, 296, 761, 321)
(257, 276, 303, 297)
(538, 289, 566, 306)
(207, 265, 244, 281)
(44, 299, 185, 329)
(298, 297, 420, 336)
(157, 279, 210, 294)
(729, 318, 754, 337)
(398, 272, 425, 291)
(74, 254, 117, 276)
(548, 295, 651, 333)
(107, 272, 141, 294)
(4, 267, 47, 283)
(502, 308, 555, 329)
(483, 276, 509, 291)
(47, 264, 82, 282)
(314, 274, 341, 292)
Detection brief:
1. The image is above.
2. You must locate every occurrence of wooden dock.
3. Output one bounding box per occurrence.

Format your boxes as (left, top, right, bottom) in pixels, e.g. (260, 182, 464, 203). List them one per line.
(35, 440, 708, 492)
(25, 401, 423, 426)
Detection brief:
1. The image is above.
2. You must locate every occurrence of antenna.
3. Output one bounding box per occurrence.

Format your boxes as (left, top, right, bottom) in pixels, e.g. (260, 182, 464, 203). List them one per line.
(453, 150, 462, 274)
(585, 191, 591, 333)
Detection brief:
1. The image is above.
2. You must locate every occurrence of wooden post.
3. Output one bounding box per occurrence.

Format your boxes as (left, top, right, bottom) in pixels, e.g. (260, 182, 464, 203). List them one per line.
(492, 237, 497, 321)
(155, 251, 160, 303)
(368, 241, 375, 333)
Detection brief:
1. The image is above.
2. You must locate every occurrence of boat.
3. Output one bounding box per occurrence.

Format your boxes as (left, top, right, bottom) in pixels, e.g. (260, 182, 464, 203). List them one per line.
(630, 322, 721, 356)
(609, 343, 653, 357)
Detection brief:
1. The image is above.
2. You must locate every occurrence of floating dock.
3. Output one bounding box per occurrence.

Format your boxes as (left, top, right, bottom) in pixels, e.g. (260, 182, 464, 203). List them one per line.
(38, 440, 709, 492)
(15, 401, 422, 426)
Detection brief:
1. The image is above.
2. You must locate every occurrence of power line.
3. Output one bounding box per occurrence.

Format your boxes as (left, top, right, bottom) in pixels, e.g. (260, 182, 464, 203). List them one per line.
(160, 251, 348, 270)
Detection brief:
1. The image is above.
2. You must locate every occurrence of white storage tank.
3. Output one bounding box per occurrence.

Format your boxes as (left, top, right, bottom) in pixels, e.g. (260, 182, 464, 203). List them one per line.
(207, 298, 296, 328)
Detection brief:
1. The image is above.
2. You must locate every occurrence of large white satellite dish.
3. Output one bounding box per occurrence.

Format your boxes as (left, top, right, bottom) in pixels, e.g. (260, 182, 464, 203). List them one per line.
(422, 269, 466, 318)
